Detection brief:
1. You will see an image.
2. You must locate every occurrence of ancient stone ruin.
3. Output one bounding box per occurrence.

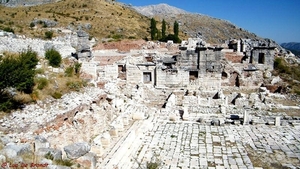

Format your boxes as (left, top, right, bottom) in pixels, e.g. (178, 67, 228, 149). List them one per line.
(0, 32, 299, 169)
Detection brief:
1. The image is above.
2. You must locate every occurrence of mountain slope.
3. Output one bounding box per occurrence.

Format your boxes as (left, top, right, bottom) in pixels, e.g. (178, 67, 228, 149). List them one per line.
(133, 4, 260, 43)
(281, 42, 300, 51)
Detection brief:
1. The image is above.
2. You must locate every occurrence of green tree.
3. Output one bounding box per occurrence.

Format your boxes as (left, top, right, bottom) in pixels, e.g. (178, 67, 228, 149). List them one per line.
(150, 18, 157, 40)
(174, 21, 179, 38)
(45, 48, 62, 68)
(0, 49, 38, 111)
(161, 19, 166, 40)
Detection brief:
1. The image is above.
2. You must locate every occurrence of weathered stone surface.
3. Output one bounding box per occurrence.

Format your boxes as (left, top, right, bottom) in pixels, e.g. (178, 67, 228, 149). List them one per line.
(34, 135, 50, 152)
(1, 143, 32, 158)
(63, 142, 90, 159)
(0, 154, 6, 163)
(76, 152, 97, 169)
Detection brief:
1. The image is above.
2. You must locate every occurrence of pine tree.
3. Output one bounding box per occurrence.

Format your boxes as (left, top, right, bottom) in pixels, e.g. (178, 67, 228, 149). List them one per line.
(150, 18, 157, 40)
(174, 21, 179, 38)
(162, 19, 166, 40)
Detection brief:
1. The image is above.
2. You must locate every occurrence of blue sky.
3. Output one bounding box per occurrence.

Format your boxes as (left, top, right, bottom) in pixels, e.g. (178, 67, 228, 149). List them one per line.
(119, 0, 300, 43)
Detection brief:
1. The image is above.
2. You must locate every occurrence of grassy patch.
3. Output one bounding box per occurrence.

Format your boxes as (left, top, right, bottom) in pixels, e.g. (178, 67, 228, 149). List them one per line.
(273, 57, 300, 94)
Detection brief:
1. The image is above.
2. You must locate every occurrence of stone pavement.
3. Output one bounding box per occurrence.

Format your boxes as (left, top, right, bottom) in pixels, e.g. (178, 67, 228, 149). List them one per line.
(136, 121, 300, 169)
(99, 116, 300, 169)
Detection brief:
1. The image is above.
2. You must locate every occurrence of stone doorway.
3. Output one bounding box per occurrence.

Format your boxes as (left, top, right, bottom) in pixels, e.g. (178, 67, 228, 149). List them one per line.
(258, 53, 265, 64)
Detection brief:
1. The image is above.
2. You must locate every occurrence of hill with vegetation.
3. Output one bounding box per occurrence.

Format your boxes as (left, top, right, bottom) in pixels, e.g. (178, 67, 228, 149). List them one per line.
(0, 0, 152, 41)
(0, 0, 267, 43)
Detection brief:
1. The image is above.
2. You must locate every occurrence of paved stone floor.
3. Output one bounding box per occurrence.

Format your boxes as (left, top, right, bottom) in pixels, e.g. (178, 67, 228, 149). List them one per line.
(134, 121, 300, 169)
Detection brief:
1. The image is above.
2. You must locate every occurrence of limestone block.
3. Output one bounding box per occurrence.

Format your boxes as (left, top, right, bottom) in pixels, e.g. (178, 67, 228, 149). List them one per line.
(275, 117, 281, 126)
(63, 142, 90, 159)
(0, 154, 6, 163)
(91, 136, 104, 156)
(183, 107, 189, 120)
(34, 135, 50, 152)
(169, 112, 179, 121)
(100, 133, 111, 148)
(271, 76, 282, 85)
(122, 116, 129, 126)
(243, 110, 249, 125)
(235, 98, 249, 108)
(132, 112, 145, 120)
(211, 118, 220, 126)
(1, 143, 32, 159)
(75, 152, 97, 169)
(109, 127, 118, 137)
(249, 93, 260, 103)
(220, 106, 226, 114)
(114, 118, 124, 132)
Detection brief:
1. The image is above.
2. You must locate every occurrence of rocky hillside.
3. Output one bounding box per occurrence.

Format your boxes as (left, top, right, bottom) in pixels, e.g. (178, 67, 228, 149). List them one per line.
(0, 0, 60, 6)
(0, 0, 151, 41)
(133, 3, 261, 43)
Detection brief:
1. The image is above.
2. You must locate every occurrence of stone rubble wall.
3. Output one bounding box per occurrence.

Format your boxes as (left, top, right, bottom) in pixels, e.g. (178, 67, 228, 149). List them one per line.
(0, 34, 75, 58)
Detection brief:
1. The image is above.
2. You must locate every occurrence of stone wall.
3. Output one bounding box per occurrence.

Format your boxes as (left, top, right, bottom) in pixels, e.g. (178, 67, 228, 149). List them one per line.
(156, 69, 189, 88)
(224, 52, 244, 63)
(126, 64, 142, 84)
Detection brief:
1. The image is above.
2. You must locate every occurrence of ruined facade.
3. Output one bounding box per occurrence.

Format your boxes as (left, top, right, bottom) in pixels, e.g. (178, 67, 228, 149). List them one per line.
(85, 38, 276, 92)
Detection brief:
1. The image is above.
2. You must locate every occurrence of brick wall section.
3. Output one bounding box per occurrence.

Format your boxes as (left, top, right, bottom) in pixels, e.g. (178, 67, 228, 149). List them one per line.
(225, 52, 243, 63)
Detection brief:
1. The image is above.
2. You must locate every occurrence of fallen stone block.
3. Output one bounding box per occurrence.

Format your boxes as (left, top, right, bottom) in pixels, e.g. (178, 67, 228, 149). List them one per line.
(34, 135, 50, 152)
(1, 143, 32, 158)
(63, 142, 90, 159)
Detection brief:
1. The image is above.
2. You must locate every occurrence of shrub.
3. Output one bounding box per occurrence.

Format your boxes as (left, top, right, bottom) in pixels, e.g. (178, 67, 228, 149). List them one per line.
(51, 92, 62, 99)
(36, 77, 48, 90)
(66, 81, 81, 91)
(30, 22, 35, 28)
(3, 27, 14, 33)
(35, 68, 45, 74)
(74, 62, 82, 75)
(45, 31, 53, 39)
(54, 159, 73, 167)
(64, 66, 74, 77)
(45, 48, 62, 67)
